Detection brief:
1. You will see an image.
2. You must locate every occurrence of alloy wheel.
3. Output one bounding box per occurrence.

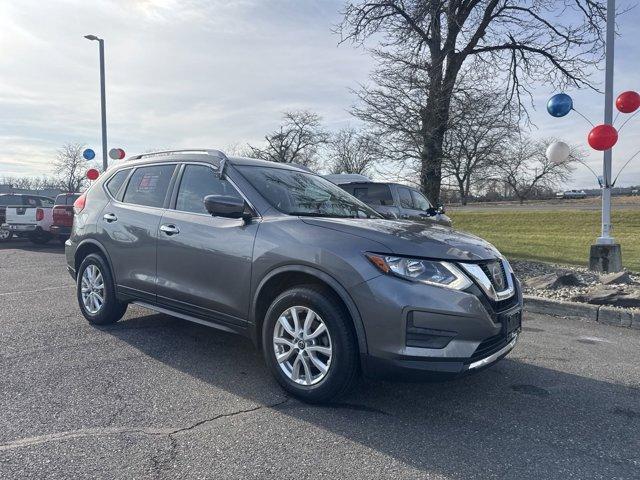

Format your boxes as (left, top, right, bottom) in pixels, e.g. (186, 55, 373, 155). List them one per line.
(273, 306, 332, 386)
(81, 264, 105, 314)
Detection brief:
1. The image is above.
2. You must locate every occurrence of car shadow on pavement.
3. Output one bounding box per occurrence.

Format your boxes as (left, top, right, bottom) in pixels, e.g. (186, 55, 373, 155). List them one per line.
(0, 238, 65, 253)
(103, 312, 640, 478)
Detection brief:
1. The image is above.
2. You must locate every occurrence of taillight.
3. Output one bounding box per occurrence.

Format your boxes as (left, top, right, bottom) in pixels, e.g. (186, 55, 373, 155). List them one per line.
(73, 194, 87, 214)
(36, 208, 44, 221)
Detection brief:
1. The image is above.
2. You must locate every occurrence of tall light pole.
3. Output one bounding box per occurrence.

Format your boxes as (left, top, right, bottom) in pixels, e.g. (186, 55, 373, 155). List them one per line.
(589, 0, 623, 272)
(84, 35, 108, 172)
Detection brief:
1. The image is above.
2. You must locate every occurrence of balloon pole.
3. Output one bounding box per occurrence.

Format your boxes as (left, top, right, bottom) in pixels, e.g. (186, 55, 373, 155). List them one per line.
(599, 0, 615, 245)
(588, 0, 623, 273)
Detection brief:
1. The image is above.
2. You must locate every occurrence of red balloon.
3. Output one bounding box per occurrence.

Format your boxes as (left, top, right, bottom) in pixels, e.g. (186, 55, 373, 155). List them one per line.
(588, 124, 618, 151)
(616, 91, 640, 113)
(117, 148, 126, 159)
(86, 168, 100, 180)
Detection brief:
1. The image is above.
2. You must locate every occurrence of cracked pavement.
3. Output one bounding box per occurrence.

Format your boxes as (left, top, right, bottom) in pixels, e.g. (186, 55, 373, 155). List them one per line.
(1, 241, 639, 479)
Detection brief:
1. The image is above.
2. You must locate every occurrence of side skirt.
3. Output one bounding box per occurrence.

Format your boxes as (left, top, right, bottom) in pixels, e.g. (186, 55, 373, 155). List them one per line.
(131, 301, 249, 337)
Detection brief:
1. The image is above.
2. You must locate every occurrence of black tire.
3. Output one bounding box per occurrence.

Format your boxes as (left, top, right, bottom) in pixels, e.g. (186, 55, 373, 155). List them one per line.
(0, 229, 13, 242)
(76, 253, 127, 325)
(262, 285, 359, 403)
(28, 231, 52, 244)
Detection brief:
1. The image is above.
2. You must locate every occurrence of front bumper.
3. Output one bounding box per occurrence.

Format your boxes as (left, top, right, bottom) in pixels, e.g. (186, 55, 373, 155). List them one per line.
(349, 273, 523, 379)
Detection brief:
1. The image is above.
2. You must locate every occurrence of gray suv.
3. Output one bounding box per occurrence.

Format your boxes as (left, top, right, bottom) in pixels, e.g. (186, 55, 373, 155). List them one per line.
(66, 150, 522, 402)
(325, 177, 453, 227)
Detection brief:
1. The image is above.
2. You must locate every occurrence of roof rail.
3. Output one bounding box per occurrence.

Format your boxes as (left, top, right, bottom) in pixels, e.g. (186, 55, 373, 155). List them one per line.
(127, 149, 228, 161)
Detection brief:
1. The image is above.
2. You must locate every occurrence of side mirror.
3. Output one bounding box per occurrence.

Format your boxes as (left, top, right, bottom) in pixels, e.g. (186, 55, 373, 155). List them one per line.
(437, 204, 445, 214)
(204, 195, 253, 221)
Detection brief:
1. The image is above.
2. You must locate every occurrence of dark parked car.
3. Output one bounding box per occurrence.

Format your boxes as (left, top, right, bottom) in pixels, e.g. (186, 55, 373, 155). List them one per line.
(324, 176, 452, 227)
(66, 150, 522, 402)
(51, 193, 81, 242)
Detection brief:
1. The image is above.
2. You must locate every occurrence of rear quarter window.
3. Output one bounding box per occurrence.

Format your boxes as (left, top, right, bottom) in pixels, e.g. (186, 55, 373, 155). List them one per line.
(105, 169, 131, 198)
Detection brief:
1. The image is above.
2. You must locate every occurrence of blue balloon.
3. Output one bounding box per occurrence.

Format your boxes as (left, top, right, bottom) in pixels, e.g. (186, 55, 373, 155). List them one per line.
(83, 148, 95, 160)
(547, 93, 573, 117)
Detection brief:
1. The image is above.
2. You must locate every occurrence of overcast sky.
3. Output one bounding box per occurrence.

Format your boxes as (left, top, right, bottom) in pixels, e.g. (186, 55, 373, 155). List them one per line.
(1, 0, 639, 188)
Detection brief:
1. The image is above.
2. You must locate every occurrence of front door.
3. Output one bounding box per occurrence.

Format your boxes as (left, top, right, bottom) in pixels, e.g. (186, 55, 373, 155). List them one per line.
(156, 164, 258, 326)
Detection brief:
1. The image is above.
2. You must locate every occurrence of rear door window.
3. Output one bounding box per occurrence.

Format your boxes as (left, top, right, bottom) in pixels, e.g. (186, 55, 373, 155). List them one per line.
(175, 164, 242, 214)
(351, 184, 394, 206)
(122, 165, 176, 208)
(106, 169, 131, 198)
(398, 187, 414, 209)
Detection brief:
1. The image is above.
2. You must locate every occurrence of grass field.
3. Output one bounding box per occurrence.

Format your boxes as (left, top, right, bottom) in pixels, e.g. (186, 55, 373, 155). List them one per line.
(452, 209, 640, 271)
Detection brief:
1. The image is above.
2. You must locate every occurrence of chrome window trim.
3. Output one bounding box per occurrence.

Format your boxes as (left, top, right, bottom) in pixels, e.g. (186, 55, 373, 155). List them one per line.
(460, 258, 515, 301)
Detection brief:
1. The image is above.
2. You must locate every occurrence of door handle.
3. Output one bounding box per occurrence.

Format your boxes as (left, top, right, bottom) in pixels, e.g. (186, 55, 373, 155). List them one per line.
(103, 213, 117, 223)
(160, 224, 180, 235)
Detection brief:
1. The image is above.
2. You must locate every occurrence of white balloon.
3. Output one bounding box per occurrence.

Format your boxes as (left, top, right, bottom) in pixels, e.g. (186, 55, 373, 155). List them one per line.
(546, 141, 570, 164)
(109, 148, 120, 160)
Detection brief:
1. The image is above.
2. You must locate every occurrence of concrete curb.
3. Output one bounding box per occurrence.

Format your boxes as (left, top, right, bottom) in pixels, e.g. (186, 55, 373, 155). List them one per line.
(523, 295, 639, 330)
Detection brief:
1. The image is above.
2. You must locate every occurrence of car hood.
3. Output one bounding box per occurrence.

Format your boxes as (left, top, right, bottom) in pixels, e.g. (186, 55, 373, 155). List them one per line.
(301, 217, 501, 261)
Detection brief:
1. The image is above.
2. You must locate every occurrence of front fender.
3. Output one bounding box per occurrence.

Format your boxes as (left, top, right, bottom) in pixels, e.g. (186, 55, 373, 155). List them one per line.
(250, 264, 369, 355)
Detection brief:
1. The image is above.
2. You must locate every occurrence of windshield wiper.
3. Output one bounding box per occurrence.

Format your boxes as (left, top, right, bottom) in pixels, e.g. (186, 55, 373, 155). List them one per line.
(288, 211, 366, 218)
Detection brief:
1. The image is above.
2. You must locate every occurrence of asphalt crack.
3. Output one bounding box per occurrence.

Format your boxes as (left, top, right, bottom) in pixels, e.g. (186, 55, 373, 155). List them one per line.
(0, 398, 290, 452)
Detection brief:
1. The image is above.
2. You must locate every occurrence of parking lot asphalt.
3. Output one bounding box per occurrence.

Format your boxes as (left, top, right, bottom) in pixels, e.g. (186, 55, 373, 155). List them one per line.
(1, 240, 639, 479)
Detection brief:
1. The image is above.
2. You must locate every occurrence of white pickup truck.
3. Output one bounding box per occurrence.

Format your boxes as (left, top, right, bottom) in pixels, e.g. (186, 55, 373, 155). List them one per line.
(1, 194, 55, 244)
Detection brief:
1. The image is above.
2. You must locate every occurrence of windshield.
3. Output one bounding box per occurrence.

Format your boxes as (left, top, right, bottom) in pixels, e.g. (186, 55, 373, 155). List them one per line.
(237, 165, 382, 219)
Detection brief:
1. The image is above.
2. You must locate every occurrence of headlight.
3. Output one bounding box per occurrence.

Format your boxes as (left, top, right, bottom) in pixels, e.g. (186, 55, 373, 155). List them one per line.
(365, 253, 473, 290)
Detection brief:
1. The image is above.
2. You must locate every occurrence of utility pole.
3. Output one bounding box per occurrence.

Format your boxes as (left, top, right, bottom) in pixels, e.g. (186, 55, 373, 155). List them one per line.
(84, 35, 108, 172)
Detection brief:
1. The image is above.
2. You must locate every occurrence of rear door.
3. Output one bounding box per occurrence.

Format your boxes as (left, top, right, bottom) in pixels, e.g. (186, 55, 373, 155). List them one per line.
(100, 164, 178, 303)
(155, 163, 259, 325)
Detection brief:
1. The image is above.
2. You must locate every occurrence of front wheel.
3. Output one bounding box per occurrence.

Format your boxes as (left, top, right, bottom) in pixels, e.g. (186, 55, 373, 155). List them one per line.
(262, 286, 359, 403)
(77, 253, 127, 325)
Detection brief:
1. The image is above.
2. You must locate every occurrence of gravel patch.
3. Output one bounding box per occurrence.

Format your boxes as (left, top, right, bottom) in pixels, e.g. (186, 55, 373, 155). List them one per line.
(511, 260, 640, 311)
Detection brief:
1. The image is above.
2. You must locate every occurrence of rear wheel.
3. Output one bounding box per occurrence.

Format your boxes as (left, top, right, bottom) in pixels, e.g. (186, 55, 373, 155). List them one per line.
(0, 229, 13, 242)
(262, 286, 359, 403)
(77, 253, 127, 325)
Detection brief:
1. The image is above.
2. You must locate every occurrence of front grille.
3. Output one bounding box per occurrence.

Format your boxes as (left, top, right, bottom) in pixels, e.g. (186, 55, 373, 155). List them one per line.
(479, 261, 509, 292)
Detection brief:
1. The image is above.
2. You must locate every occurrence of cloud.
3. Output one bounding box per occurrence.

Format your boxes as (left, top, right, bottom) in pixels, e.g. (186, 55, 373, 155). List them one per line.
(0, 0, 638, 188)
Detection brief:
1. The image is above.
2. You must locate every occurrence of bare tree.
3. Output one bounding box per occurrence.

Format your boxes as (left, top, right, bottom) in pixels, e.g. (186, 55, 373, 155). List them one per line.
(248, 111, 330, 167)
(54, 143, 89, 192)
(0, 175, 59, 190)
(338, 0, 607, 204)
(329, 127, 380, 175)
(493, 137, 575, 203)
(443, 91, 517, 205)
